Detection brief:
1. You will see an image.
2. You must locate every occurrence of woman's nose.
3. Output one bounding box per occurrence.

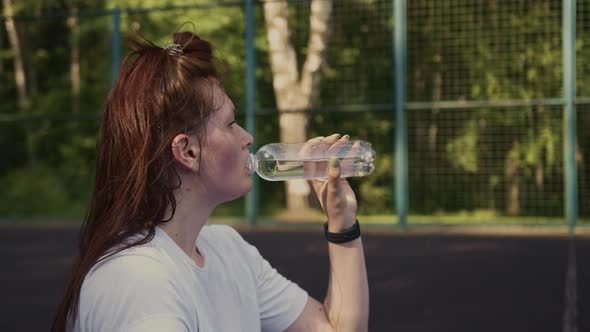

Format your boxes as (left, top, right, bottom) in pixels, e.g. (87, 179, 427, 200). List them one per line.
(243, 130, 254, 149)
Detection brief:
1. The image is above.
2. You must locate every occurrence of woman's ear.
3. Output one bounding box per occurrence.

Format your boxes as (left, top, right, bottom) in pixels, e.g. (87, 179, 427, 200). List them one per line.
(171, 134, 200, 172)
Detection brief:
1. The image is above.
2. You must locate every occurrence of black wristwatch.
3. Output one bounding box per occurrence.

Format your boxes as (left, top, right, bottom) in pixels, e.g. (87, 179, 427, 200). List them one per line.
(324, 219, 361, 244)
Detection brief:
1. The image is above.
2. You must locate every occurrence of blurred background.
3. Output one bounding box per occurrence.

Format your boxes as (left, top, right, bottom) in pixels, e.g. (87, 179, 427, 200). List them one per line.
(0, 0, 588, 229)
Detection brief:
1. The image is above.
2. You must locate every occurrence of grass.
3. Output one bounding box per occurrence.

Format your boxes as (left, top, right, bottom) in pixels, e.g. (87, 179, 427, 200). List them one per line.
(358, 213, 590, 226)
(2, 208, 588, 231)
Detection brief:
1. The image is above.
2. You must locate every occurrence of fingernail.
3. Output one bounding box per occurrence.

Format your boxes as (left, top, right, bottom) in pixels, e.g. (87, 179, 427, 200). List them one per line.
(331, 133, 341, 138)
(330, 157, 339, 167)
(342, 134, 350, 139)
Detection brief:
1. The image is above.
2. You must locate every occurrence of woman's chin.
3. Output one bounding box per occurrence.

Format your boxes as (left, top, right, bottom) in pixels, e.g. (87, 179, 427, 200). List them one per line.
(240, 178, 255, 196)
(221, 178, 254, 203)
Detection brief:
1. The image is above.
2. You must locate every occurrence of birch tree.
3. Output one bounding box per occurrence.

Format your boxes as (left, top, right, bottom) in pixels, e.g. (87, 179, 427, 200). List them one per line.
(263, 0, 332, 212)
(3, 0, 36, 169)
(66, 1, 81, 114)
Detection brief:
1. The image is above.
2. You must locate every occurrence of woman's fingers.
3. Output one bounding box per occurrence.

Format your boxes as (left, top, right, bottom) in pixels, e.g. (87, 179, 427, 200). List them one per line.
(298, 134, 339, 180)
(302, 133, 343, 154)
(326, 134, 350, 156)
(299, 136, 324, 157)
(322, 133, 341, 144)
(299, 136, 329, 179)
(298, 133, 352, 180)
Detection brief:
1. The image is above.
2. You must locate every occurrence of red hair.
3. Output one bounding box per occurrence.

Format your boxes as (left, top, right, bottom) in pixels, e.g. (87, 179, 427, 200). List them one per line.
(51, 31, 219, 331)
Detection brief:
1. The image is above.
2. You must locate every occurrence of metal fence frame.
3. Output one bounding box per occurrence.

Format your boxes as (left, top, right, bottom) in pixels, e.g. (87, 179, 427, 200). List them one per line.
(0, 0, 585, 233)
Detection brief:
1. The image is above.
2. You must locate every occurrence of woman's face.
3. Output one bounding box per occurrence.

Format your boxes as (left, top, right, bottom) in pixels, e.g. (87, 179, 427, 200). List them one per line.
(198, 87, 254, 203)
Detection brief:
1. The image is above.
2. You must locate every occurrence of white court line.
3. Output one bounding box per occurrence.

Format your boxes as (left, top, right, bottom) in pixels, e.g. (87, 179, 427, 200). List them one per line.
(562, 237, 578, 332)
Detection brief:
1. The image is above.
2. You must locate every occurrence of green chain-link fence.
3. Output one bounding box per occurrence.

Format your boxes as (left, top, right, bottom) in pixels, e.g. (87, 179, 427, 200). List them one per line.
(0, 0, 587, 227)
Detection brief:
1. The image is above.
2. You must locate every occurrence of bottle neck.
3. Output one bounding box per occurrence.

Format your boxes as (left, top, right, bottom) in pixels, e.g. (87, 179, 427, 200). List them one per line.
(247, 153, 256, 175)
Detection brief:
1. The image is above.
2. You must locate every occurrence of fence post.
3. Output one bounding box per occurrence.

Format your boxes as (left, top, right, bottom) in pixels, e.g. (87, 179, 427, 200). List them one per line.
(111, 7, 121, 86)
(244, 0, 258, 226)
(563, 0, 577, 235)
(393, 0, 408, 228)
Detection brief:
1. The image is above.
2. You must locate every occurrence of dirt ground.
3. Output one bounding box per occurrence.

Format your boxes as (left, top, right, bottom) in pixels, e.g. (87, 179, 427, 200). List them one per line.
(1, 225, 587, 331)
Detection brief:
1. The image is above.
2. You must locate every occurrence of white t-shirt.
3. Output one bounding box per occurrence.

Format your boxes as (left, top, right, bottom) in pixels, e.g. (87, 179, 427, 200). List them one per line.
(70, 225, 308, 332)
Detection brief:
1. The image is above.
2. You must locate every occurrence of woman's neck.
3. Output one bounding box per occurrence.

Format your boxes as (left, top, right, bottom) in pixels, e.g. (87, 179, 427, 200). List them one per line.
(158, 185, 214, 259)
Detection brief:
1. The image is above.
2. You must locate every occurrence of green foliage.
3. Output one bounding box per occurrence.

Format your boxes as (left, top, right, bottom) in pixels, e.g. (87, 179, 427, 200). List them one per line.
(358, 154, 394, 214)
(0, 0, 588, 221)
(0, 164, 89, 218)
(446, 120, 479, 172)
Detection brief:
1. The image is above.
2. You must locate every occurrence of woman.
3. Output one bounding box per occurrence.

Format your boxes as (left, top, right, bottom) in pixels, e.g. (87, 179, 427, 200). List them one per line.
(52, 31, 368, 332)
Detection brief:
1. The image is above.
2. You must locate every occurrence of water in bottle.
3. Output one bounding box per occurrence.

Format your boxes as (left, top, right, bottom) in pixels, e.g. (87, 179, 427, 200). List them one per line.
(247, 140, 376, 181)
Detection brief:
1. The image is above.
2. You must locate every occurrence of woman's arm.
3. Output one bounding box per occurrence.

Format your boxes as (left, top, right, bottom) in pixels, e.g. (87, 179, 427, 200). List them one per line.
(286, 135, 369, 332)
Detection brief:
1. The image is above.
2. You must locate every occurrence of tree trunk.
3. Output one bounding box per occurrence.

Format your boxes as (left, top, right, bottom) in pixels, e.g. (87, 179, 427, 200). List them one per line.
(280, 112, 311, 211)
(535, 105, 545, 190)
(263, 0, 333, 213)
(67, 4, 81, 114)
(580, 111, 590, 217)
(0, 30, 4, 73)
(3, 0, 36, 169)
(581, 112, 589, 217)
(428, 51, 441, 154)
(505, 142, 521, 216)
(535, 165, 544, 190)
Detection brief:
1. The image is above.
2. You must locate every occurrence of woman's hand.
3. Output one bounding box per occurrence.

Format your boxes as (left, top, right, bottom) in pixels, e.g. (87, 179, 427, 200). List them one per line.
(303, 134, 358, 231)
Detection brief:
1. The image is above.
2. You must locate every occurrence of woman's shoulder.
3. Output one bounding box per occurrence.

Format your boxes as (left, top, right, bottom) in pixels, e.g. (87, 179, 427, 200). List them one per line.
(202, 223, 241, 239)
(201, 224, 251, 250)
(85, 238, 173, 286)
(80, 247, 179, 313)
(97, 254, 167, 281)
(76, 241, 190, 331)
(200, 224, 263, 265)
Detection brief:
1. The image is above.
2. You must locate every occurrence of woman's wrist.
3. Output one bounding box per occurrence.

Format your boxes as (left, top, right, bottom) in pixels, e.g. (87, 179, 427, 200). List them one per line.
(326, 215, 357, 232)
(324, 219, 361, 243)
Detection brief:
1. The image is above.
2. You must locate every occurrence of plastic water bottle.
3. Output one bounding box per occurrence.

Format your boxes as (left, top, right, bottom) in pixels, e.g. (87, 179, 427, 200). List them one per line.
(247, 140, 376, 181)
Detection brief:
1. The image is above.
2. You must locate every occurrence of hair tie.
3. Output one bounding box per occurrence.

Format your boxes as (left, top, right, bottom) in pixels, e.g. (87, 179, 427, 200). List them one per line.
(164, 43, 183, 56)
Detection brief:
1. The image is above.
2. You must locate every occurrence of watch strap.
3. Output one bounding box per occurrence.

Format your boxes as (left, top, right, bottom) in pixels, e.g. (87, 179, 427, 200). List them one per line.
(324, 219, 361, 244)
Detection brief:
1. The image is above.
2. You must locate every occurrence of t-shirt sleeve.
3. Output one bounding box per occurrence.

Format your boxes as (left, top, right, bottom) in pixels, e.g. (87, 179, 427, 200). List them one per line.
(224, 226, 309, 332)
